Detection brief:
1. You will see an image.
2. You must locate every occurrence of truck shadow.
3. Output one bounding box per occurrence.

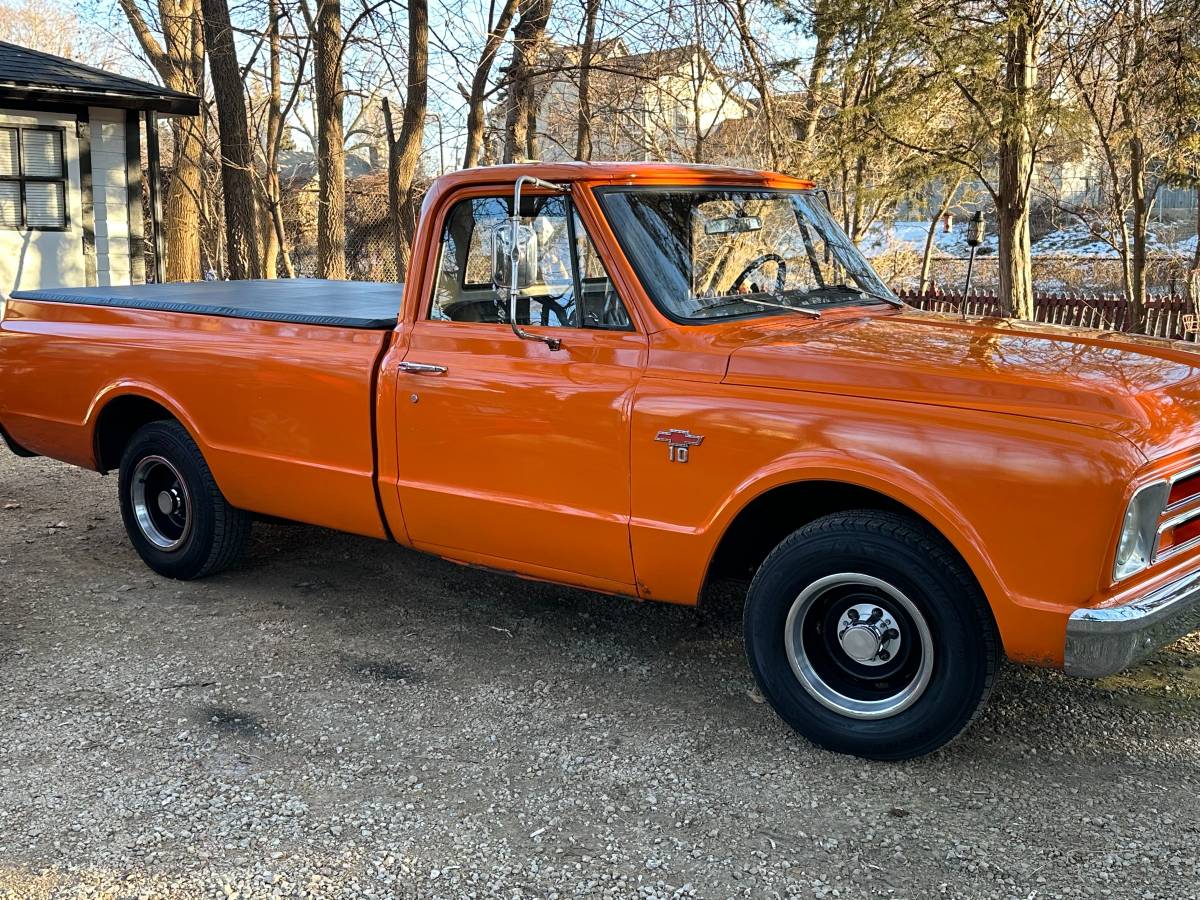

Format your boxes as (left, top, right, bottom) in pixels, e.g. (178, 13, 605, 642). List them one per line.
(199, 521, 1200, 766)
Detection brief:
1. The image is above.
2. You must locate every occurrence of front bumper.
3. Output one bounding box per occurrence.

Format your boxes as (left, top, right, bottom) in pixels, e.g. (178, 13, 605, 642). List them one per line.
(1064, 568, 1200, 677)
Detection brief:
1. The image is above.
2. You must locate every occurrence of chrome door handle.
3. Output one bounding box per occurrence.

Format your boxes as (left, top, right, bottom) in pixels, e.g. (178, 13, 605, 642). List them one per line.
(399, 361, 448, 375)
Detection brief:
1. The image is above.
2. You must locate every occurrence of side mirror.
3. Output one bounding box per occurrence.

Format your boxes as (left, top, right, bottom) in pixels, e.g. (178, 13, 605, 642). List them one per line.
(490, 218, 538, 291)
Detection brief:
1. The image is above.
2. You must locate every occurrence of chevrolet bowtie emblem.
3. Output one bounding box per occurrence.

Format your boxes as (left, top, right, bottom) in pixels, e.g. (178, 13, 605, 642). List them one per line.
(655, 428, 704, 463)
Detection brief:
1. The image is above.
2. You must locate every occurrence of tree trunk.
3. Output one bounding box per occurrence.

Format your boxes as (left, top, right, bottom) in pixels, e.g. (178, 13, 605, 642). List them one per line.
(200, 0, 261, 280)
(118, 0, 206, 281)
(1191, 194, 1200, 306)
(383, 0, 428, 282)
(1193, 192, 1200, 273)
(575, 0, 600, 160)
(163, 117, 205, 281)
(503, 0, 552, 163)
(1129, 133, 1150, 333)
(463, 0, 519, 168)
(314, 0, 346, 278)
(796, 0, 832, 156)
(256, 0, 284, 279)
(268, 168, 294, 277)
(919, 175, 963, 295)
(731, 0, 777, 169)
(996, 2, 1039, 320)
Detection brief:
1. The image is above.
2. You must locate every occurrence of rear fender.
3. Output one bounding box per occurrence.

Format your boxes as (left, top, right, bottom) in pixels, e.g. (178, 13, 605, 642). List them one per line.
(84, 382, 209, 471)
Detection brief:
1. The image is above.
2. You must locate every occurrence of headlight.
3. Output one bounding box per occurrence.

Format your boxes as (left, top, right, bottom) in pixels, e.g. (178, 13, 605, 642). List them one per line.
(1113, 481, 1169, 581)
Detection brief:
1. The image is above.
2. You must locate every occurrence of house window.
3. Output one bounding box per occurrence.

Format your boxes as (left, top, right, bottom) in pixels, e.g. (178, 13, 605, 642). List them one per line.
(0, 126, 68, 230)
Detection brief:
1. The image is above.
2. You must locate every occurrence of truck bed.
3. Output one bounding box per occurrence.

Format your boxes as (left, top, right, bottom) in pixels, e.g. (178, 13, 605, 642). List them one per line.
(10, 279, 402, 330)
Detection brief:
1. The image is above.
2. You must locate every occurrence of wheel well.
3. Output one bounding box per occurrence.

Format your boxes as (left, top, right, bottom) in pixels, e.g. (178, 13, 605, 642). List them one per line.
(705, 481, 938, 585)
(94, 396, 178, 472)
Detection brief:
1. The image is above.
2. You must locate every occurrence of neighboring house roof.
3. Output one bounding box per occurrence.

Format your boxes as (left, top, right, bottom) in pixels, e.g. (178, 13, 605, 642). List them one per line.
(607, 44, 703, 77)
(278, 148, 377, 188)
(544, 37, 629, 66)
(0, 41, 199, 115)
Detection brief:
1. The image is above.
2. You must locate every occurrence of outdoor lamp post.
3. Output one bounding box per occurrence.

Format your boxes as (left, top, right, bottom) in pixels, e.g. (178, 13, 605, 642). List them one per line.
(963, 210, 986, 298)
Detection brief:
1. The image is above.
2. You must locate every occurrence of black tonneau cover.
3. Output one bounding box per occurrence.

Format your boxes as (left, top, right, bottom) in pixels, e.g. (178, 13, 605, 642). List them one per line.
(11, 279, 402, 330)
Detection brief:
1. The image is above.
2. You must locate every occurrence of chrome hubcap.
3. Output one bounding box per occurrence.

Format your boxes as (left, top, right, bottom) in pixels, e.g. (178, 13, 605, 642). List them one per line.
(837, 603, 902, 666)
(130, 456, 192, 551)
(784, 573, 934, 720)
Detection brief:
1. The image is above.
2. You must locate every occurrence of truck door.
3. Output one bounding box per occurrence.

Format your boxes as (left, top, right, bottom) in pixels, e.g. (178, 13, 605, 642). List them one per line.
(393, 191, 646, 593)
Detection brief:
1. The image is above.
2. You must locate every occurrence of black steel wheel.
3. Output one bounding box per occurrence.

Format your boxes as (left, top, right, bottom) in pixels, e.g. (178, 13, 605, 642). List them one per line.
(744, 510, 999, 760)
(118, 420, 250, 579)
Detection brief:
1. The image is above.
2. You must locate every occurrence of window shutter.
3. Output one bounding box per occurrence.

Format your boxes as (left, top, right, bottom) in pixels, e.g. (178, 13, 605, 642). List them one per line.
(0, 182, 19, 227)
(25, 181, 66, 228)
(22, 129, 63, 177)
(0, 128, 16, 177)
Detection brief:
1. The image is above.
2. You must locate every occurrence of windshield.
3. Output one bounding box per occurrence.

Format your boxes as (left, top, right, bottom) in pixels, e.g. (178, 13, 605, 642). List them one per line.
(595, 187, 898, 322)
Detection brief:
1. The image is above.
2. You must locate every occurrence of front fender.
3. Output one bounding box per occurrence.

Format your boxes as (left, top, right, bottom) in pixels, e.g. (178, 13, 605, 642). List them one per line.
(628, 380, 1146, 667)
(707, 453, 1001, 605)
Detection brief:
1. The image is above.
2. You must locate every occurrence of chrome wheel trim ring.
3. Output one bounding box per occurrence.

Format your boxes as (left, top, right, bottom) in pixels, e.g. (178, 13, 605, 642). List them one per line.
(783, 573, 935, 720)
(130, 455, 192, 551)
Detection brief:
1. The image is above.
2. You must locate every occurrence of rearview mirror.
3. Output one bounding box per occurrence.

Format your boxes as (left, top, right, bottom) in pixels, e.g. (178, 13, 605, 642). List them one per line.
(705, 215, 762, 236)
(490, 218, 538, 290)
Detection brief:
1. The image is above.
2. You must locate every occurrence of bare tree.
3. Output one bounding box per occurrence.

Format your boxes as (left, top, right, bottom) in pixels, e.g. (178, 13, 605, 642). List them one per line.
(0, 0, 115, 64)
(381, 0, 428, 281)
(918, 174, 965, 294)
(574, 0, 601, 159)
(724, 0, 778, 169)
(462, 0, 520, 167)
(119, 0, 207, 281)
(254, 0, 308, 278)
(309, 0, 347, 278)
(503, 0, 553, 162)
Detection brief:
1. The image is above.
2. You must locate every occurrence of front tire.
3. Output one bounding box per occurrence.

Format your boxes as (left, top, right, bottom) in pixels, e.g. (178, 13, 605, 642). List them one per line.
(118, 421, 251, 579)
(744, 510, 998, 760)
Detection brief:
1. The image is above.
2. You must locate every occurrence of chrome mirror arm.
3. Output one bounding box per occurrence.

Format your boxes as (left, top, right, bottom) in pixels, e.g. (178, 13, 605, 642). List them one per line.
(510, 175, 568, 351)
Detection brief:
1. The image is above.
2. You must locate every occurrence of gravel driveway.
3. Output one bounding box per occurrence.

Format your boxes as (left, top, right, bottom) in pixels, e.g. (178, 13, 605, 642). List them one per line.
(2, 449, 1199, 899)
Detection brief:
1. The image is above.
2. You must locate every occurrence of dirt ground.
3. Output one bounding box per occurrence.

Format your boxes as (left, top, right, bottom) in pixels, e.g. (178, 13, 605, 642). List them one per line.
(2, 448, 1199, 900)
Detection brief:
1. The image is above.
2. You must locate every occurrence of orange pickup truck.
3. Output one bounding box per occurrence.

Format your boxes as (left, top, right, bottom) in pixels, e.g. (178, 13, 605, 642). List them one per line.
(3, 162, 1200, 759)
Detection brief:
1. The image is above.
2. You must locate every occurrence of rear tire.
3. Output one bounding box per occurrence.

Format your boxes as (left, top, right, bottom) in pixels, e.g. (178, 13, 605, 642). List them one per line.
(744, 510, 998, 760)
(118, 420, 250, 579)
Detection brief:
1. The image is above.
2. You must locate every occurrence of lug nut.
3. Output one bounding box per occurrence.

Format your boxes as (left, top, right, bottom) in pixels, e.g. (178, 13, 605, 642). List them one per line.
(883, 628, 899, 641)
(877, 649, 891, 661)
(868, 607, 884, 623)
(846, 608, 860, 621)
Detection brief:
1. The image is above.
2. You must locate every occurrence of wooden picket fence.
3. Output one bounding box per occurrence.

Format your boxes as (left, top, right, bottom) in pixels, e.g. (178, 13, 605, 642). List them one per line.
(896, 288, 1196, 340)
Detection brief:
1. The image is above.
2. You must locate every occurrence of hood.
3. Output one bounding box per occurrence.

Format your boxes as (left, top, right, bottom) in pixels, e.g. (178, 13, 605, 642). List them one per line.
(722, 309, 1200, 459)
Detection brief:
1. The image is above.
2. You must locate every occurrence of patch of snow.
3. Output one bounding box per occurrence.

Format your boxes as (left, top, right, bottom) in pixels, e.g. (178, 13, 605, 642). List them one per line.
(860, 220, 998, 259)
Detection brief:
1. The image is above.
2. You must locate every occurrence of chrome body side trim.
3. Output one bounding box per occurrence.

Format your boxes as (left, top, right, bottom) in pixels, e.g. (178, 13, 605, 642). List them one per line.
(1064, 567, 1200, 678)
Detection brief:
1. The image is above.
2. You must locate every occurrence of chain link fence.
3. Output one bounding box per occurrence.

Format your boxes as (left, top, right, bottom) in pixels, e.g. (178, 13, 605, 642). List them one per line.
(288, 185, 399, 282)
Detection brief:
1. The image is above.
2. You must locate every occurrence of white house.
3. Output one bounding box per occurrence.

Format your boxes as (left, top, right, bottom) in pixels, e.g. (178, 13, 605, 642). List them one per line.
(0, 41, 198, 296)
(492, 41, 750, 164)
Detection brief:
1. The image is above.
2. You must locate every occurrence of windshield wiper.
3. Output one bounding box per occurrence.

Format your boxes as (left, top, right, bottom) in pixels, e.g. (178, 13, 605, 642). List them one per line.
(698, 295, 822, 319)
(827, 283, 904, 308)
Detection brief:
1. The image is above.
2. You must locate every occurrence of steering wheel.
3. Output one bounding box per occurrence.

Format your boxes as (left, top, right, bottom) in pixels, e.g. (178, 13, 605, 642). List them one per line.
(730, 254, 787, 294)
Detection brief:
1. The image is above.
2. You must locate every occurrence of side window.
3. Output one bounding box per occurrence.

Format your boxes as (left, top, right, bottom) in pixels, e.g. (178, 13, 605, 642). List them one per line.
(430, 195, 632, 330)
(0, 126, 68, 230)
(573, 210, 631, 329)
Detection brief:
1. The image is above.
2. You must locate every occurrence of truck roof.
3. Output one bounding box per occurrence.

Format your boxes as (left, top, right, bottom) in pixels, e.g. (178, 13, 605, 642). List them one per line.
(430, 161, 815, 191)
